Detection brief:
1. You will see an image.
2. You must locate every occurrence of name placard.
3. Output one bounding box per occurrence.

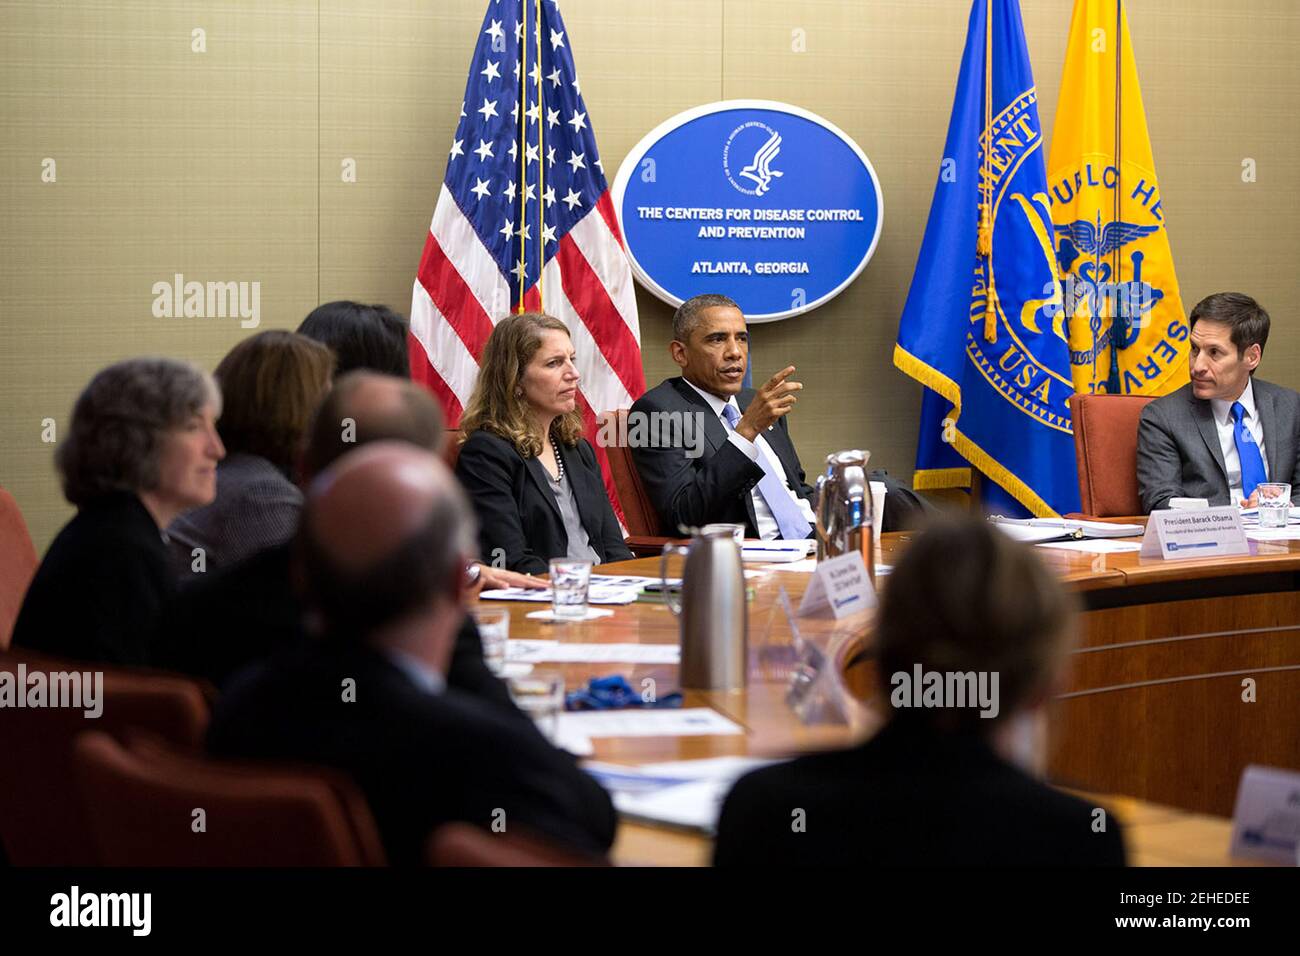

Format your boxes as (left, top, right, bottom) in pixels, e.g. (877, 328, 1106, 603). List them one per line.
(1230, 765, 1300, 864)
(1139, 506, 1249, 560)
(798, 551, 875, 619)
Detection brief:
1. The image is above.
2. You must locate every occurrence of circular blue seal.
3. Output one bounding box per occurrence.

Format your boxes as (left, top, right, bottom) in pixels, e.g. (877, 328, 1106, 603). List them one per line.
(612, 100, 884, 323)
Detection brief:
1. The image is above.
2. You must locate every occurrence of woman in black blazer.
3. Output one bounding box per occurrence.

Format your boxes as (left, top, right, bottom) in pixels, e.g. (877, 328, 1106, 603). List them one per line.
(455, 313, 633, 575)
(12, 358, 226, 665)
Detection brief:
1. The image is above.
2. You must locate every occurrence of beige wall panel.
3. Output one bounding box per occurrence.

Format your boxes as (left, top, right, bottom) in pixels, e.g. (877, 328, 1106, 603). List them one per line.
(1, 0, 318, 548)
(318, 0, 483, 305)
(3, 0, 1299, 553)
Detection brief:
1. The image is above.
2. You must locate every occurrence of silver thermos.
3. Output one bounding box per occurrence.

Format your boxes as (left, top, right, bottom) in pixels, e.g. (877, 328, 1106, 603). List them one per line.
(660, 528, 748, 690)
(814, 449, 876, 583)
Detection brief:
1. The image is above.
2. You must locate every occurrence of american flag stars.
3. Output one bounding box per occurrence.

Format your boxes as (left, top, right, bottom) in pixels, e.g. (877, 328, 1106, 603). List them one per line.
(411, 1, 645, 510)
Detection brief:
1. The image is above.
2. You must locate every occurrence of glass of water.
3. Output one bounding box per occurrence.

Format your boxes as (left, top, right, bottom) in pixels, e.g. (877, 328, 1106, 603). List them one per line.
(548, 558, 592, 620)
(469, 607, 510, 675)
(1256, 482, 1292, 528)
(507, 670, 565, 742)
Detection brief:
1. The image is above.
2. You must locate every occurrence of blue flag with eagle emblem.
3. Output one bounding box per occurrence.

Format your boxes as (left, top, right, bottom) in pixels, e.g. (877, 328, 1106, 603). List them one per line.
(894, 0, 1080, 517)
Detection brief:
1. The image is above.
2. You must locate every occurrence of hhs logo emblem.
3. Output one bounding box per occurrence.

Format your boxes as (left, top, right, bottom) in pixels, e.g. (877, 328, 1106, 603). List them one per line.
(724, 121, 784, 196)
(1047, 157, 1187, 396)
(1054, 211, 1163, 384)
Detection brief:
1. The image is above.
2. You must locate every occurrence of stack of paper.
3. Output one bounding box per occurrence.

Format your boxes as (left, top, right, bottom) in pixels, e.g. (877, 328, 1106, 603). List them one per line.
(990, 516, 1143, 543)
(741, 540, 816, 563)
(759, 557, 893, 576)
(480, 577, 644, 605)
(506, 639, 680, 664)
(585, 756, 782, 832)
(1239, 507, 1300, 526)
(1036, 539, 1142, 554)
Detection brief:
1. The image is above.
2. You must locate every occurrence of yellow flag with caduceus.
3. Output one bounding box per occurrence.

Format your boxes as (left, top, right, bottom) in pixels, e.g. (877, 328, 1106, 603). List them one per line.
(1047, 0, 1189, 397)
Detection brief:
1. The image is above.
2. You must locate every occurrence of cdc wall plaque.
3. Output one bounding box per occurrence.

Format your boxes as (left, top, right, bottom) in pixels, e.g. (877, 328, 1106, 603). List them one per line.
(612, 100, 884, 323)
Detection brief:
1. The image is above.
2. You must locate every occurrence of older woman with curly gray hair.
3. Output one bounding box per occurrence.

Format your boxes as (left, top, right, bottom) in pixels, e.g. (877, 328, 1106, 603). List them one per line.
(12, 357, 225, 665)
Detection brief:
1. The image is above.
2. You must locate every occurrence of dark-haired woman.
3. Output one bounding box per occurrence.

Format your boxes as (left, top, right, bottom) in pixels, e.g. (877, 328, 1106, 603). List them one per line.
(297, 300, 409, 377)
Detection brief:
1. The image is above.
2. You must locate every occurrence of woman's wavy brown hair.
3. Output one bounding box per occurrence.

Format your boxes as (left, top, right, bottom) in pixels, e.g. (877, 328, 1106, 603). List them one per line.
(458, 313, 584, 458)
(214, 330, 335, 474)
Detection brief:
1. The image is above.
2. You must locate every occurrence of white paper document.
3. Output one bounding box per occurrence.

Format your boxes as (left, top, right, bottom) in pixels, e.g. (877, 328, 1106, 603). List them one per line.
(1036, 539, 1143, 554)
(1244, 528, 1300, 542)
(523, 608, 616, 622)
(760, 557, 817, 572)
(1239, 506, 1300, 524)
(990, 516, 1143, 542)
(479, 585, 640, 605)
(585, 756, 780, 832)
(506, 639, 680, 663)
(556, 707, 743, 740)
(611, 780, 734, 831)
(760, 558, 893, 576)
(741, 540, 816, 562)
(585, 574, 667, 588)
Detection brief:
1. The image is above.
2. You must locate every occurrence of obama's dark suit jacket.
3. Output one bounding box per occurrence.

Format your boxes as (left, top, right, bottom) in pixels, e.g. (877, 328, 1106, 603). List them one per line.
(629, 376, 926, 536)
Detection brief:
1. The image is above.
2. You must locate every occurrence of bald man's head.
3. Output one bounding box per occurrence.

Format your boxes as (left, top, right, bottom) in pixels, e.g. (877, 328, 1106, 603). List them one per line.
(296, 442, 476, 643)
(302, 371, 445, 480)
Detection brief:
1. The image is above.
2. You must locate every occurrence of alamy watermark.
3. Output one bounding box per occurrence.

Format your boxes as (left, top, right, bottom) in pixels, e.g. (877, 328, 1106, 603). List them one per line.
(889, 665, 1000, 719)
(0, 664, 102, 718)
(595, 409, 706, 459)
(50, 886, 150, 936)
(151, 273, 260, 328)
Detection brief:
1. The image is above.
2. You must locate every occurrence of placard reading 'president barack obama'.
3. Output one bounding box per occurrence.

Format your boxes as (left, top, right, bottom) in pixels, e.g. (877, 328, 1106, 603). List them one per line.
(612, 100, 883, 322)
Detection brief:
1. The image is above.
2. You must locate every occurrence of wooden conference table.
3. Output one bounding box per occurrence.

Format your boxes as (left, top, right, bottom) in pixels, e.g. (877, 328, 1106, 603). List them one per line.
(483, 527, 1300, 866)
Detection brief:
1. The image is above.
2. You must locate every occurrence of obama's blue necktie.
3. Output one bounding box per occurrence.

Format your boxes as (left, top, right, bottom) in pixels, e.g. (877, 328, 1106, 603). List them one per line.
(722, 404, 811, 540)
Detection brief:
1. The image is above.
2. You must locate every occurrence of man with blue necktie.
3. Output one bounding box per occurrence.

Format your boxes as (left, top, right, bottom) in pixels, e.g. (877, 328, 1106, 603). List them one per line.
(1138, 293, 1300, 513)
(629, 294, 924, 538)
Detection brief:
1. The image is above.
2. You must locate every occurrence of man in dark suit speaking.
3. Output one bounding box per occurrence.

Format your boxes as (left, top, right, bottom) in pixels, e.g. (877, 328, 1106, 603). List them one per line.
(1138, 292, 1300, 512)
(629, 293, 922, 537)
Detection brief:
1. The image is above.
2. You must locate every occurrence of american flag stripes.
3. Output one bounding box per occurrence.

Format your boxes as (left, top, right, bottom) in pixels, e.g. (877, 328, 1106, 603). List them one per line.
(409, 0, 645, 515)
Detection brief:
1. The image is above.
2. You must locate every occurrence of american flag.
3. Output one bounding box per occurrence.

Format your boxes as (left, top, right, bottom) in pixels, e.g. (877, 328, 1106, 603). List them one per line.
(409, 0, 645, 515)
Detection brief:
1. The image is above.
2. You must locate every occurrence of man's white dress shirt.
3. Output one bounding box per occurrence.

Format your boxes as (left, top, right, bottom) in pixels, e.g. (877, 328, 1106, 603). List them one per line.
(683, 378, 816, 540)
(1209, 377, 1268, 504)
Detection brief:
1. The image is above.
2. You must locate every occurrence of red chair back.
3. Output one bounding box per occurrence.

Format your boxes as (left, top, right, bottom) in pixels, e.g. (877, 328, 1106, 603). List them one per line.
(0, 652, 210, 865)
(444, 430, 463, 471)
(0, 487, 38, 650)
(1072, 394, 1155, 517)
(598, 410, 663, 536)
(73, 732, 386, 866)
